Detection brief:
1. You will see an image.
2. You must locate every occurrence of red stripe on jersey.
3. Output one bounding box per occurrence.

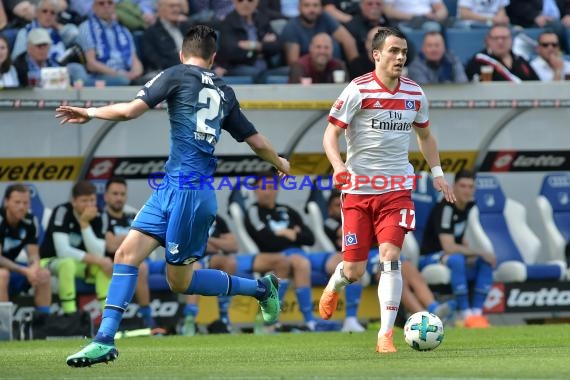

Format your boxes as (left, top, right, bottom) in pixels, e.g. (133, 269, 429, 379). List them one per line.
(361, 98, 421, 110)
(399, 76, 421, 88)
(398, 89, 423, 95)
(414, 120, 429, 128)
(354, 73, 374, 85)
(328, 115, 348, 129)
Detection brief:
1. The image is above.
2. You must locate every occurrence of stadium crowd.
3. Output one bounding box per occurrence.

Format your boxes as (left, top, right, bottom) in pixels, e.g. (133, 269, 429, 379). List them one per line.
(1, 0, 570, 88)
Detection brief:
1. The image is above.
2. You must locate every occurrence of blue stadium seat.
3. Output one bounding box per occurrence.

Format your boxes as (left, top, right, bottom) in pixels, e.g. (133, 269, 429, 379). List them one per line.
(24, 184, 48, 245)
(405, 30, 425, 55)
(408, 172, 450, 285)
(265, 75, 289, 84)
(469, 175, 567, 282)
(446, 28, 489, 65)
(223, 76, 254, 85)
(536, 173, 570, 264)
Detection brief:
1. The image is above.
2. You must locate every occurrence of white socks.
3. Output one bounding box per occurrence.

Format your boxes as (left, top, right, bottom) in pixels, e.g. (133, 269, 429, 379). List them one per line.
(378, 261, 402, 336)
(326, 262, 352, 293)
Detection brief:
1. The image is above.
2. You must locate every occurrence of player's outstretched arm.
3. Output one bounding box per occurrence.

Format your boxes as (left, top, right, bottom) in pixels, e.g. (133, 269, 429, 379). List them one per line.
(414, 125, 456, 203)
(245, 133, 290, 176)
(55, 99, 150, 125)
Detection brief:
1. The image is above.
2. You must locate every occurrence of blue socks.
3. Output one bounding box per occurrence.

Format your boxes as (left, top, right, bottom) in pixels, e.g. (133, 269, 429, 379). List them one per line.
(217, 295, 231, 323)
(295, 287, 314, 323)
(35, 306, 50, 314)
(184, 303, 199, 317)
(185, 269, 266, 299)
(137, 305, 155, 328)
(344, 283, 363, 318)
(95, 264, 138, 345)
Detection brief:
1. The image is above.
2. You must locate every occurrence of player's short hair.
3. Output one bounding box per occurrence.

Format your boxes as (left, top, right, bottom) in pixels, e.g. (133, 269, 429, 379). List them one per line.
(72, 180, 96, 198)
(454, 169, 475, 184)
(371, 26, 406, 51)
(182, 25, 218, 60)
(4, 183, 30, 200)
(105, 176, 127, 191)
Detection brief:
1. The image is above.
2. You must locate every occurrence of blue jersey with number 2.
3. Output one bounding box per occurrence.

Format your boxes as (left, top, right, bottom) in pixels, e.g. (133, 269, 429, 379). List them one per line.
(136, 64, 257, 187)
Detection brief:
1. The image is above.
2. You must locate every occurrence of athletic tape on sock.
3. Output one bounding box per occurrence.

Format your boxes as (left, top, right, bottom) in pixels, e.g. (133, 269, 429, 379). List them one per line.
(379, 260, 401, 272)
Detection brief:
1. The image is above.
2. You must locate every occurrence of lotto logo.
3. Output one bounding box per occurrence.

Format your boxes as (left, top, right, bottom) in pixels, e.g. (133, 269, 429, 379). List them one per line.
(483, 283, 505, 313)
(344, 233, 357, 246)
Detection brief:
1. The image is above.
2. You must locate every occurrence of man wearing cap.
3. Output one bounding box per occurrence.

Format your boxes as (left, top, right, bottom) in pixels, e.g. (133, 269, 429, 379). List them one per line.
(13, 28, 60, 87)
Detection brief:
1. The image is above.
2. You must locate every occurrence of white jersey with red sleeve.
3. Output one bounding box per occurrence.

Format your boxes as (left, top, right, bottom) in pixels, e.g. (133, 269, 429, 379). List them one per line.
(327, 71, 429, 195)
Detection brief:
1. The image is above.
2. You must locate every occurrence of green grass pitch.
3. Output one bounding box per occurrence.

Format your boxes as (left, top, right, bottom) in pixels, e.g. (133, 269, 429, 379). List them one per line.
(2, 324, 569, 379)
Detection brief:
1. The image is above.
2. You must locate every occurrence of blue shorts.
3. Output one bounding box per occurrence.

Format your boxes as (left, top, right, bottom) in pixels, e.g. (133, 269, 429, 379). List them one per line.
(9, 265, 31, 296)
(132, 186, 216, 265)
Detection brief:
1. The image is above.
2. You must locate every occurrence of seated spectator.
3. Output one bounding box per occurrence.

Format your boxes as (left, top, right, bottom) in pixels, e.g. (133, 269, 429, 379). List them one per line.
(382, 0, 448, 33)
(406, 31, 468, 84)
(3, 0, 37, 28)
(0, 184, 52, 317)
(141, 0, 191, 72)
(455, 0, 510, 29)
(115, 0, 157, 31)
(0, 1, 8, 31)
(187, 0, 234, 24)
(76, 0, 144, 86)
(506, 0, 570, 54)
(244, 174, 317, 331)
(40, 180, 112, 315)
(101, 177, 159, 331)
(0, 34, 19, 87)
(257, 0, 289, 21)
(216, 0, 285, 84)
(11, 0, 79, 62)
(281, 0, 359, 66)
(323, 0, 360, 24)
(347, 26, 375, 79)
(288, 32, 347, 83)
(420, 170, 495, 328)
(530, 30, 570, 81)
(177, 214, 240, 335)
(13, 28, 61, 87)
(345, 0, 390, 56)
(464, 24, 539, 81)
(320, 190, 367, 332)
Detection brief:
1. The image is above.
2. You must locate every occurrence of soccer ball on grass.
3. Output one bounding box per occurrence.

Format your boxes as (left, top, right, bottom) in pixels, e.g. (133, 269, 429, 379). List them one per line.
(403, 311, 444, 351)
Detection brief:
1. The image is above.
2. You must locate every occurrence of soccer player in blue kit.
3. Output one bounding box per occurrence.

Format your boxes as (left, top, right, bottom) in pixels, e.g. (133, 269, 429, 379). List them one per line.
(56, 25, 289, 367)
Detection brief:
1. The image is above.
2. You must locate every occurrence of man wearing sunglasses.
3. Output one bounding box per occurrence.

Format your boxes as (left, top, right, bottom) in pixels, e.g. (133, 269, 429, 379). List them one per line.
(530, 30, 570, 81)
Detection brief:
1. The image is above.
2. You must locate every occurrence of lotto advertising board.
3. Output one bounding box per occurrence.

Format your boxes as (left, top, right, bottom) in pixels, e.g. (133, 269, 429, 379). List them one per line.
(484, 282, 570, 314)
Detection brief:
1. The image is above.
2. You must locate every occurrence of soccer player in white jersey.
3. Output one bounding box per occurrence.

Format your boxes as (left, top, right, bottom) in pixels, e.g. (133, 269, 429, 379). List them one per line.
(318, 26, 455, 354)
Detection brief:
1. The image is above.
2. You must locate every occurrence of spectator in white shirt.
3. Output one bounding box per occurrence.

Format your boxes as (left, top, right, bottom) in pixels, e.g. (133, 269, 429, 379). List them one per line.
(530, 30, 570, 81)
(455, 0, 510, 29)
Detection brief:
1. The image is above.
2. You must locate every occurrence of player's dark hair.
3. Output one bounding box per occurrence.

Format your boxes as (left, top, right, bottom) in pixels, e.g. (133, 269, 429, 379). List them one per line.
(0, 34, 13, 74)
(105, 176, 127, 191)
(4, 183, 29, 200)
(182, 25, 218, 60)
(371, 26, 407, 51)
(72, 180, 96, 198)
(454, 169, 475, 183)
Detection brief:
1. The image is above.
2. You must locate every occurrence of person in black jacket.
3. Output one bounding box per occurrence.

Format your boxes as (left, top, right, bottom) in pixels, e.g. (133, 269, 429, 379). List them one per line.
(506, 0, 570, 53)
(244, 173, 317, 331)
(141, 0, 193, 72)
(216, 0, 286, 83)
(464, 24, 539, 82)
